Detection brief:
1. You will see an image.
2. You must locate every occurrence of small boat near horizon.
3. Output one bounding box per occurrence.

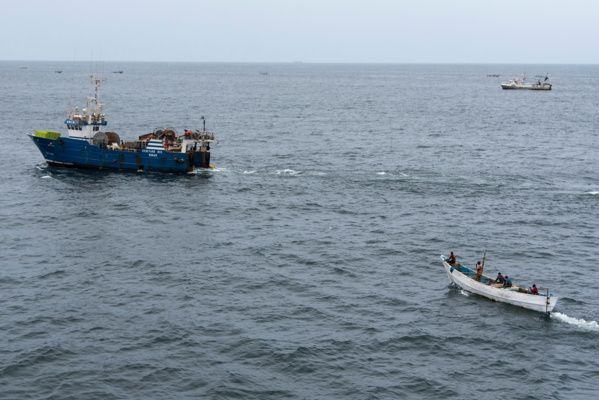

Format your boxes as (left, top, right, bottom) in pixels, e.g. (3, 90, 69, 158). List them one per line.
(501, 74, 552, 90)
(441, 255, 558, 314)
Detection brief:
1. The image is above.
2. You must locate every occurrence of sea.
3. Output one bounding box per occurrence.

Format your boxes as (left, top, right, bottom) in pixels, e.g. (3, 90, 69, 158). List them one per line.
(1, 61, 598, 399)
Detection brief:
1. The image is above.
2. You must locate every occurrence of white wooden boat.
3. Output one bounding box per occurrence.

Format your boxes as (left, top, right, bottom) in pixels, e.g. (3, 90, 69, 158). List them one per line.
(441, 255, 558, 313)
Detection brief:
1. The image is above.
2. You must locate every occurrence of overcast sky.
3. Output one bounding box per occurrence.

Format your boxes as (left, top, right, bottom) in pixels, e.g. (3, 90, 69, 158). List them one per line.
(2, 0, 598, 63)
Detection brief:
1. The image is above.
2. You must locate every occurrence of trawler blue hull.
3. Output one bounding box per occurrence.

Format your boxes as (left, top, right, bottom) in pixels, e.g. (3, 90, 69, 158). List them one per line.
(30, 135, 210, 173)
(28, 75, 217, 173)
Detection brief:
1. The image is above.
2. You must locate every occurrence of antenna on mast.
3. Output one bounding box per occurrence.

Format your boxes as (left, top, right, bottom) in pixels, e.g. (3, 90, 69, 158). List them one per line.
(68, 50, 77, 115)
(89, 75, 107, 116)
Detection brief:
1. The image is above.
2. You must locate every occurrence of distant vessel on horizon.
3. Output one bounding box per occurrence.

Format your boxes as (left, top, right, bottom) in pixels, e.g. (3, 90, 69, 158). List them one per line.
(501, 74, 552, 90)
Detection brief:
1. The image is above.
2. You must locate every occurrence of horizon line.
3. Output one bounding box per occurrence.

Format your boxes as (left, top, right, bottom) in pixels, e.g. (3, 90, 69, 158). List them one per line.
(2, 60, 599, 66)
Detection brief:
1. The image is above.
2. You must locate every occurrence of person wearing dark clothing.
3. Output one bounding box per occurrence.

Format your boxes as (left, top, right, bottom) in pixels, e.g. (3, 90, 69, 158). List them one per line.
(495, 273, 506, 284)
(503, 276, 512, 288)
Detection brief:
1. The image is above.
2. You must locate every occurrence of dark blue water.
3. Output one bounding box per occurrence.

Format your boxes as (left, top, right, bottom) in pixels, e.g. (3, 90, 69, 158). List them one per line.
(1, 61, 598, 399)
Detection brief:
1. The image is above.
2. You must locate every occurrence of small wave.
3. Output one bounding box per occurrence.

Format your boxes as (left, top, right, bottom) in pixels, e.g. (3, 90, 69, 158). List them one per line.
(38, 269, 67, 279)
(306, 171, 326, 176)
(274, 169, 300, 175)
(188, 167, 222, 174)
(552, 312, 599, 331)
(243, 170, 256, 174)
(585, 191, 599, 195)
(376, 172, 386, 175)
(460, 290, 470, 297)
(41, 175, 51, 179)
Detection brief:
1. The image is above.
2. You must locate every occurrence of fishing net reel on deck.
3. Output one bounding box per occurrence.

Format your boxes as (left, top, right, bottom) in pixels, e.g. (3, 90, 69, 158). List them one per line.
(92, 131, 121, 148)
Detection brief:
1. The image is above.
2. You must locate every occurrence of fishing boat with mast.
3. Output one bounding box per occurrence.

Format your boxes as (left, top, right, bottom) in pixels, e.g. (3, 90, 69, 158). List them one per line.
(29, 75, 218, 173)
(500, 74, 552, 90)
(441, 254, 558, 314)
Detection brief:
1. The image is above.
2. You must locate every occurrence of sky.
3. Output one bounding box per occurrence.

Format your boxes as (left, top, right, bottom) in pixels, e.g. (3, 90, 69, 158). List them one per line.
(2, 0, 598, 63)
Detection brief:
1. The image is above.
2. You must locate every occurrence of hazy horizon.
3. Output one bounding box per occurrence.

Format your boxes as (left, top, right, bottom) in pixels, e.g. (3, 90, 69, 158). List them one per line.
(3, 0, 598, 64)
(4, 60, 599, 65)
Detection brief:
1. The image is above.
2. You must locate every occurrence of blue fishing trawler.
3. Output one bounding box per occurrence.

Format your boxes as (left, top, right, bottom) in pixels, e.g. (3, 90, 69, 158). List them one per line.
(29, 76, 218, 173)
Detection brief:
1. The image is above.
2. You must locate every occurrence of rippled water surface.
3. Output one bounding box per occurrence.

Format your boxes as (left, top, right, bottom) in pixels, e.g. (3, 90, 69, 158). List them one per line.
(1, 61, 598, 399)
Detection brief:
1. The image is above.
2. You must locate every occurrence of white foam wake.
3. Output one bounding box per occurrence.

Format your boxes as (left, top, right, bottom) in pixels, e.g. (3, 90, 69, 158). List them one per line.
(552, 312, 599, 331)
(275, 169, 300, 175)
(585, 191, 599, 195)
(188, 167, 224, 174)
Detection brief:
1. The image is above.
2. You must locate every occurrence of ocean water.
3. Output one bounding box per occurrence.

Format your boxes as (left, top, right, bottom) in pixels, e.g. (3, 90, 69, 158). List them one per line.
(1, 61, 598, 399)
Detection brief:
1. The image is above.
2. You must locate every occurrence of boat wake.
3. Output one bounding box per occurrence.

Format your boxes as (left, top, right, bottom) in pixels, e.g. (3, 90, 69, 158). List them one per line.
(460, 290, 470, 297)
(188, 167, 222, 174)
(552, 312, 599, 332)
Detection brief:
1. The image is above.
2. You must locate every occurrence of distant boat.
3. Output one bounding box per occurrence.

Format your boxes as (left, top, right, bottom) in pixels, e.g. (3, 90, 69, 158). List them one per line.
(441, 255, 558, 314)
(486, 74, 500, 77)
(259, 72, 269, 75)
(501, 74, 552, 90)
(55, 70, 63, 73)
(113, 70, 123, 74)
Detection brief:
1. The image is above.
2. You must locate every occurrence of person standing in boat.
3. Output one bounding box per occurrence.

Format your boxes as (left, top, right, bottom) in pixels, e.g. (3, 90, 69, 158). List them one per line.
(447, 252, 456, 266)
(475, 261, 483, 281)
